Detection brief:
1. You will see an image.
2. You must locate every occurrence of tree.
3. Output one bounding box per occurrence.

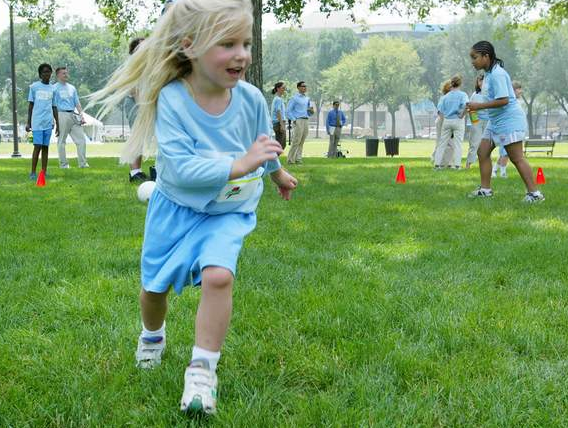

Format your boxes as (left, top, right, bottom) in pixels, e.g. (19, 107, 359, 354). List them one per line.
(413, 34, 445, 107)
(0, 22, 124, 122)
(515, 29, 549, 137)
(351, 37, 424, 137)
(322, 54, 366, 137)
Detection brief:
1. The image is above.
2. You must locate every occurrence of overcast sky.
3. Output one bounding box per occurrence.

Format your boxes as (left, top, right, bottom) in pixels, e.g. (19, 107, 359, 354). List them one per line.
(0, 0, 465, 34)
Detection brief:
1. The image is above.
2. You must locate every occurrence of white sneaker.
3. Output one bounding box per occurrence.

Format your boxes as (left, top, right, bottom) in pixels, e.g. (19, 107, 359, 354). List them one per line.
(500, 171, 507, 178)
(180, 359, 218, 415)
(135, 334, 166, 369)
(469, 186, 493, 198)
(523, 191, 545, 203)
(60, 164, 70, 169)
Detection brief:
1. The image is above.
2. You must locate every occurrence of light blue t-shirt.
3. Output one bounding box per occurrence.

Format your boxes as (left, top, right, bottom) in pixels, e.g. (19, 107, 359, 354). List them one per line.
(27, 81, 56, 131)
(469, 92, 489, 121)
(286, 93, 311, 121)
(53, 82, 80, 111)
(271, 95, 286, 124)
(155, 80, 281, 215)
(437, 90, 468, 119)
(483, 64, 526, 134)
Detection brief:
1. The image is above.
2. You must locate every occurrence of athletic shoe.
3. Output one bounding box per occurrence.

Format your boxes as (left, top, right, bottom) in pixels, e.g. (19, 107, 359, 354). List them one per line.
(500, 172, 507, 178)
(79, 163, 90, 168)
(434, 165, 443, 171)
(29, 172, 37, 181)
(469, 186, 493, 198)
(523, 191, 545, 203)
(135, 334, 166, 369)
(180, 359, 218, 415)
(149, 166, 157, 181)
(129, 171, 148, 183)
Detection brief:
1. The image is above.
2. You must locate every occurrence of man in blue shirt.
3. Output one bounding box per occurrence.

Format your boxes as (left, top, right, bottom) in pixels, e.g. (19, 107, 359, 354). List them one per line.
(286, 81, 313, 164)
(326, 101, 347, 158)
(53, 67, 89, 168)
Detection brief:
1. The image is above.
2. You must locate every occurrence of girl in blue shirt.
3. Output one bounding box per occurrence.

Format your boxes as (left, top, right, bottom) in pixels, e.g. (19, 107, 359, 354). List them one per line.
(434, 75, 468, 169)
(91, 0, 297, 415)
(467, 41, 543, 202)
(271, 81, 287, 149)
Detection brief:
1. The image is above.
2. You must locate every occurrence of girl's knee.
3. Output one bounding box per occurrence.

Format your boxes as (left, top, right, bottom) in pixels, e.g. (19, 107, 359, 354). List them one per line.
(202, 267, 233, 290)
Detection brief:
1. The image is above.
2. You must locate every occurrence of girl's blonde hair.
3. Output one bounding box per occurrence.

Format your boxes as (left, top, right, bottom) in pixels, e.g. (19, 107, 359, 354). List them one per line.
(441, 80, 452, 95)
(89, 0, 253, 163)
(450, 74, 462, 88)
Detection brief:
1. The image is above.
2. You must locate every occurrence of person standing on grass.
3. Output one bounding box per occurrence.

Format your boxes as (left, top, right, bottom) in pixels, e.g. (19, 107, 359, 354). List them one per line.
(53, 67, 89, 169)
(286, 81, 314, 164)
(271, 82, 287, 150)
(26, 63, 59, 181)
(125, 37, 150, 183)
(466, 74, 489, 169)
(91, 0, 298, 416)
(326, 101, 346, 158)
(434, 75, 468, 170)
(432, 80, 454, 166)
(468, 41, 543, 202)
(491, 80, 523, 178)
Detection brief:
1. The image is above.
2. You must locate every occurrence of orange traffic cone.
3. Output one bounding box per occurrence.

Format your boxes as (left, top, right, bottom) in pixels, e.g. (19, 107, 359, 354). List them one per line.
(36, 170, 46, 187)
(536, 167, 545, 185)
(396, 165, 406, 184)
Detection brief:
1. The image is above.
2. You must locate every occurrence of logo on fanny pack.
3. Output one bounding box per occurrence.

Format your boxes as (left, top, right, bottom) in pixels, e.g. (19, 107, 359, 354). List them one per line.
(225, 186, 242, 199)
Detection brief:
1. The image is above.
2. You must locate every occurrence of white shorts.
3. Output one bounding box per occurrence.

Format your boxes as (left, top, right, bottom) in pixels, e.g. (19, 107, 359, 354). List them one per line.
(482, 127, 526, 147)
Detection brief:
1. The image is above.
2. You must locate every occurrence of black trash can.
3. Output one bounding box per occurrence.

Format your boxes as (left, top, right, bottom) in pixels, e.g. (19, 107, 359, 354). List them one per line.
(365, 138, 379, 157)
(384, 137, 400, 157)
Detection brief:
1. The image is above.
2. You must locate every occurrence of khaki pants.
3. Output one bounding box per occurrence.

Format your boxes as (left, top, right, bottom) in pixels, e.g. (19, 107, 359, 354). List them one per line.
(434, 118, 465, 168)
(327, 126, 342, 158)
(467, 119, 488, 165)
(58, 112, 88, 168)
(288, 118, 309, 164)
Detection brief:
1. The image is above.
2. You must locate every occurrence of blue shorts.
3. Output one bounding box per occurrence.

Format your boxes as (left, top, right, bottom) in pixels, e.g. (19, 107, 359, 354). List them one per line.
(32, 129, 52, 146)
(141, 189, 257, 294)
(498, 145, 508, 157)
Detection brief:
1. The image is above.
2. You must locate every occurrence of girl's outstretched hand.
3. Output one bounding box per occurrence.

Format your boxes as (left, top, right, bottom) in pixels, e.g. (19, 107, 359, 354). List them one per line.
(271, 168, 298, 200)
(231, 134, 283, 179)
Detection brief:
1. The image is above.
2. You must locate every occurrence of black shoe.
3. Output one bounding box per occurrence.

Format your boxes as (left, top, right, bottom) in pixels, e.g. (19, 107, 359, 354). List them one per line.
(149, 166, 157, 181)
(129, 171, 148, 183)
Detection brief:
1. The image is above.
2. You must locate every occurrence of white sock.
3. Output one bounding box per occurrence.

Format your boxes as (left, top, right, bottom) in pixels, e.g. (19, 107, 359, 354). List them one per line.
(500, 165, 507, 174)
(142, 322, 165, 338)
(130, 168, 142, 177)
(480, 187, 492, 193)
(192, 345, 221, 372)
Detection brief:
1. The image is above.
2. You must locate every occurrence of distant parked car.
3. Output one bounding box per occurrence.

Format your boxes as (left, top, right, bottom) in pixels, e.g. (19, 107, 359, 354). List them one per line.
(0, 123, 14, 142)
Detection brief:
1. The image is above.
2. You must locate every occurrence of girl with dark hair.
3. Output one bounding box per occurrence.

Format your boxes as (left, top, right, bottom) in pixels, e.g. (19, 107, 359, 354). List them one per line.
(467, 41, 543, 202)
(466, 74, 489, 169)
(271, 82, 286, 149)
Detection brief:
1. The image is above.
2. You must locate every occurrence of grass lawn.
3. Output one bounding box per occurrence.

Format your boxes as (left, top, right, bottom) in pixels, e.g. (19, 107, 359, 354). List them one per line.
(3, 138, 568, 159)
(1, 156, 567, 427)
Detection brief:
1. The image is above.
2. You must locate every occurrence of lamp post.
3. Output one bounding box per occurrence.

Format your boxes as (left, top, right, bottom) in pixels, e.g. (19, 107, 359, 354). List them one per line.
(6, 1, 21, 157)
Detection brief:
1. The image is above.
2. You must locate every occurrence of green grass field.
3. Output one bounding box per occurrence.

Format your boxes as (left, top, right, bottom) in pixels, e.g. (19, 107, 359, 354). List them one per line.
(1, 156, 567, 427)
(3, 138, 568, 159)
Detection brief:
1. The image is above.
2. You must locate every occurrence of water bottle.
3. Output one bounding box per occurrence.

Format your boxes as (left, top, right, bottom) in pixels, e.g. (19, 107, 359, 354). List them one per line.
(469, 110, 479, 125)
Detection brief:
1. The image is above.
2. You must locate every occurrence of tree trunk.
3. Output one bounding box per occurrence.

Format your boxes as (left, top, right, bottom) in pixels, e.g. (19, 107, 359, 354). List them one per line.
(405, 100, 416, 139)
(526, 96, 535, 138)
(315, 97, 323, 138)
(247, 0, 262, 90)
(372, 103, 378, 137)
(389, 106, 397, 137)
(350, 100, 356, 137)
